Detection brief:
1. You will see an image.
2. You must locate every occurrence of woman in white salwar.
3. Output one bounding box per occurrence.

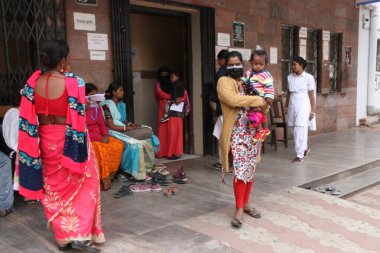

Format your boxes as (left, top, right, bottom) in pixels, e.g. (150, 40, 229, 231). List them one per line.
(285, 56, 316, 163)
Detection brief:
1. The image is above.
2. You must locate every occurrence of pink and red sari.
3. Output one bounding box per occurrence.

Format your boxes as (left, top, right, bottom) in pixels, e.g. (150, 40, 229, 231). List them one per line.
(18, 70, 105, 244)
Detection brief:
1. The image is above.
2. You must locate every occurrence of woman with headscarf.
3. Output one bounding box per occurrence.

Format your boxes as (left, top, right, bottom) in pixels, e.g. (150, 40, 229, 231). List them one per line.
(284, 56, 316, 163)
(155, 67, 172, 158)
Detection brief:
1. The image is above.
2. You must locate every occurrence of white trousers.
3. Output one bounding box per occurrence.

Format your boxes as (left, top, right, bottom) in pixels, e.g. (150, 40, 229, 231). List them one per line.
(289, 126, 308, 159)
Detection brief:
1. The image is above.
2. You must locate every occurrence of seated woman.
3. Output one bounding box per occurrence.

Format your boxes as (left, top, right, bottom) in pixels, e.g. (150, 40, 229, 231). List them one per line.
(85, 83, 124, 191)
(101, 82, 159, 181)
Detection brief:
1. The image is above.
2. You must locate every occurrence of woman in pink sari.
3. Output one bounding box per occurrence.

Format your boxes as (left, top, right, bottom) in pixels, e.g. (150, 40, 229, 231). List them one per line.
(18, 40, 105, 252)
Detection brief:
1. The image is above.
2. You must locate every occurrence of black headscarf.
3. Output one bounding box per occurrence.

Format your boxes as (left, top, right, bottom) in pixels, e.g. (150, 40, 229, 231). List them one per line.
(157, 67, 172, 94)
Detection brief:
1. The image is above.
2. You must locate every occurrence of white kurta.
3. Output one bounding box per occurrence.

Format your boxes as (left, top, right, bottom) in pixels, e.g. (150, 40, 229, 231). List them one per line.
(287, 71, 316, 159)
(287, 72, 316, 128)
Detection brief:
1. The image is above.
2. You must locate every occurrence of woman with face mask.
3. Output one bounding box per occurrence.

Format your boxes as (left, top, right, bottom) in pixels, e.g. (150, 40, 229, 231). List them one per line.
(217, 51, 266, 228)
(85, 83, 124, 191)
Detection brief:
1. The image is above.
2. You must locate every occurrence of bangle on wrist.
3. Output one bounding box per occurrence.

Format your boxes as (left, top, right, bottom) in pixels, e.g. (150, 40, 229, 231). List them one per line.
(127, 122, 132, 126)
(123, 125, 126, 131)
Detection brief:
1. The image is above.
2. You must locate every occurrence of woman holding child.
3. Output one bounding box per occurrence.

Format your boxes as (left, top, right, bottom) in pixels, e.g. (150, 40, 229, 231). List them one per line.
(217, 51, 266, 228)
(155, 68, 189, 160)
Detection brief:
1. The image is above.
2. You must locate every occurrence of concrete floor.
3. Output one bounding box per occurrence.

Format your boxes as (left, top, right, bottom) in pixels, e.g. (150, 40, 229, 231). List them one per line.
(1, 128, 380, 252)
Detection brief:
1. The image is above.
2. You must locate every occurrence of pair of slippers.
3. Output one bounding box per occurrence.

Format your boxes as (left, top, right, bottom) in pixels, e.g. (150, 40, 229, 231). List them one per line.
(163, 186, 179, 198)
(231, 208, 261, 228)
(313, 186, 341, 195)
(152, 163, 170, 176)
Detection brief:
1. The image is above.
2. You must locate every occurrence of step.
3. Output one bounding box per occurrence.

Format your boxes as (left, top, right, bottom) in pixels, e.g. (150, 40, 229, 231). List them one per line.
(316, 166, 380, 199)
(299, 159, 380, 190)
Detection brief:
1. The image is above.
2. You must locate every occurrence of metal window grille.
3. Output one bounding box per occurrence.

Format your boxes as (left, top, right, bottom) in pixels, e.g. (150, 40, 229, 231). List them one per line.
(329, 33, 341, 92)
(281, 25, 294, 91)
(305, 30, 319, 84)
(0, 0, 65, 106)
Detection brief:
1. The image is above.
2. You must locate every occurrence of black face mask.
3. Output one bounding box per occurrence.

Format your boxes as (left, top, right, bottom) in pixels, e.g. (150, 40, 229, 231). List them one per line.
(227, 67, 244, 79)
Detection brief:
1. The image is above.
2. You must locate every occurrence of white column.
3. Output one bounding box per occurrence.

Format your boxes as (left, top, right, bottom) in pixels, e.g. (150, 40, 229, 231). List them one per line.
(367, 4, 380, 115)
(357, 6, 371, 123)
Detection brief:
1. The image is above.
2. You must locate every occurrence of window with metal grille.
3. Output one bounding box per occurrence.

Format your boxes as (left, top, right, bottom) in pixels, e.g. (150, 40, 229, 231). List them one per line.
(0, 0, 65, 106)
(329, 33, 342, 92)
(281, 25, 295, 91)
(305, 29, 320, 91)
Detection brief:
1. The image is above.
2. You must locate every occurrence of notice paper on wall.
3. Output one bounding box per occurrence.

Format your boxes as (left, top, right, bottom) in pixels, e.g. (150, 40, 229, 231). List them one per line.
(90, 50, 106, 61)
(323, 31, 330, 41)
(323, 40, 329, 61)
(217, 33, 231, 47)
(87, 33, 108, 51)
(270, 47, 278, 64)
(299, 27, 307, 38)
(299, 39, 307, 59)
(229, 48, 252, 61)
(74, 12, 96, 31)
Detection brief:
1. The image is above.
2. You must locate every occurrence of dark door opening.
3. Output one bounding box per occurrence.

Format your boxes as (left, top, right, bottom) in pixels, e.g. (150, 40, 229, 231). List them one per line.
(130, 6, 193, 154)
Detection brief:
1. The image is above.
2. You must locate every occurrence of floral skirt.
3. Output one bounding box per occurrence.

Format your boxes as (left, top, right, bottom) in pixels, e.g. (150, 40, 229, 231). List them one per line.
(39, 125, 105, 245)
(230, 110, 261, 183)
(92, 137, 124, 191)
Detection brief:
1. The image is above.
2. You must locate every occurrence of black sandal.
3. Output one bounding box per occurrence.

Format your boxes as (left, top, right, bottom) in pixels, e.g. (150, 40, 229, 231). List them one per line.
(231, 218, 243, 228)
(113, 185, 133, 199)
(70, 241, 100, 253)
(244, 207, 261, 218)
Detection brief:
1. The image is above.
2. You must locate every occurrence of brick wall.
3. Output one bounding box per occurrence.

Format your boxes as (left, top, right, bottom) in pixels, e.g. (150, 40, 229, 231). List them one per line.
(65, 0, 113, 92)
(65, 0, 359, 134)
(174, 0, 359, 133)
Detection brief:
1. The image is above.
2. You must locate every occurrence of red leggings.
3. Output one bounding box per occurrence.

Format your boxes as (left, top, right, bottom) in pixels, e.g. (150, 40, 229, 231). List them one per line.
(233, 177, 253, 208)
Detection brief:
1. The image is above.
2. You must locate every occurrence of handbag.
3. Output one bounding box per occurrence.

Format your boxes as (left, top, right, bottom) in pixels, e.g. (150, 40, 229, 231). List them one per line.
(124, 126, 153, 140)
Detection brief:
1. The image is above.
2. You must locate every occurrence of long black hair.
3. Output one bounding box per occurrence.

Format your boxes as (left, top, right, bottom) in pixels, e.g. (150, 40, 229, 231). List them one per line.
(292, 55, 308, 69)
(157, 67, 171, 94)
(40, 40, 69, 69)
(106, 82, 123, 99)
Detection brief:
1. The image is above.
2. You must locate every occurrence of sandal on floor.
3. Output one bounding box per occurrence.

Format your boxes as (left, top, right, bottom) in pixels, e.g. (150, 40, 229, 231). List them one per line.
(171, 186, 179, 195)
(231, 218, 243, 228)
(244, 207, 261, 218)
(0, 209, 12, 217)
(24, 199, 38, 205)
(164, 188, 173, 198)
(113, 185, 133, 199)
(70, 241, 101, 253)
(172, 178, 187, 184)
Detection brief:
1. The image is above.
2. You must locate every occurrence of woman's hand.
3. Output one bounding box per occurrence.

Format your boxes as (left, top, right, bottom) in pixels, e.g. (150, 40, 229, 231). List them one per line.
(101, 135, 109, 143)
(309, 112, 315, 120)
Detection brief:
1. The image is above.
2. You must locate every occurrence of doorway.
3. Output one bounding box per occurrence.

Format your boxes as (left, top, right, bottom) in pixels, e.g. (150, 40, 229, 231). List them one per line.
(130, 6, 192, 153)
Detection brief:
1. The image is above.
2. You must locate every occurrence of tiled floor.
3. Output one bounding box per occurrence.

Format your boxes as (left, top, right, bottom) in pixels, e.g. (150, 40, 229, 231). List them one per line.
(2, 128, 380, 252)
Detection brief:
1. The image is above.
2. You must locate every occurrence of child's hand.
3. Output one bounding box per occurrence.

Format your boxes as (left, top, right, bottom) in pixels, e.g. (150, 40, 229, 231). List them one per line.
(175, 97, 182, 104)
(265, 98, 273, 105)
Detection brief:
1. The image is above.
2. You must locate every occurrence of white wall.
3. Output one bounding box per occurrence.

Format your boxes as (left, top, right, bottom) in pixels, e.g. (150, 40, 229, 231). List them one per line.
(367, 4, 380, 116)
(356, 6, 370, 124)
